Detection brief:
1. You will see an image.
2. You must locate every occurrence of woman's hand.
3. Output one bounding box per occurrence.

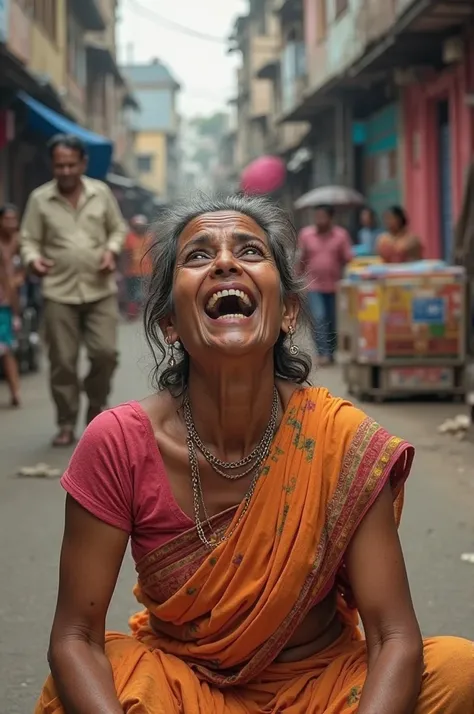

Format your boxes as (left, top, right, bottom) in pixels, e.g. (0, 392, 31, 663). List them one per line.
(47, 495, 128, 714)
(345, 482, 423, 714)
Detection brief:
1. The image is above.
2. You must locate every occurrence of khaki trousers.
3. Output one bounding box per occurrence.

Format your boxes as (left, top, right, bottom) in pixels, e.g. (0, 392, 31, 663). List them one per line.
(43, 295, 119, 428)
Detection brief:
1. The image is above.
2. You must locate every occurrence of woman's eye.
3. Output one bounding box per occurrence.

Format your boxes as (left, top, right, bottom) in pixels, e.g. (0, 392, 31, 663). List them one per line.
(242, 246, 263, 257)
(188, 251, 209, 261)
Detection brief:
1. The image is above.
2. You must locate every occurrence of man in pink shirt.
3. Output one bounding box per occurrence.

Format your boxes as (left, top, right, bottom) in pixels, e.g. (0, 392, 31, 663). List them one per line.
(298, 204, 353, 364)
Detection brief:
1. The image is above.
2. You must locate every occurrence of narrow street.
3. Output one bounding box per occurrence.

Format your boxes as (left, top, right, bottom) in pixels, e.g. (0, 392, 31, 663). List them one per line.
(0, 322, 473, 713)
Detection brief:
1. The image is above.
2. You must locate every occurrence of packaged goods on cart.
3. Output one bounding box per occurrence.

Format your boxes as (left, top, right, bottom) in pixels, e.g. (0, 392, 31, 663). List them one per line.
(345, 255, 382, 275)
(345, 259, 448, 281)
(337, 261, 466, 401)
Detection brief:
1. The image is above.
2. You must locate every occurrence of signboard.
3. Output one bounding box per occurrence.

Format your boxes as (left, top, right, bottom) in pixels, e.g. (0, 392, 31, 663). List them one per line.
(388, 367, 454, 390)
(0, 0, 9, 42)
(384, 281, 461, 359)
(412, 296, 446, 324)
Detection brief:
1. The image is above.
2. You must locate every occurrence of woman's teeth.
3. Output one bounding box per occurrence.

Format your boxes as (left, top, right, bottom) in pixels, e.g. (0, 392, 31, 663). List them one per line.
(216, 314, 247, 320)
(206, 288, 252, 311)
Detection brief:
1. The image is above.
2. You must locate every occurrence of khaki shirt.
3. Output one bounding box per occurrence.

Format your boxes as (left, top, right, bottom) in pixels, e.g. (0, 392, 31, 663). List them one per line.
(20, 177, 126, 305)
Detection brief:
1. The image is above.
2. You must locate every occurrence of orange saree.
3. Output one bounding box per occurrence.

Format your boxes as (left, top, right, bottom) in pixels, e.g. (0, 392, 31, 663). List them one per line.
(36, 387, 474, 713)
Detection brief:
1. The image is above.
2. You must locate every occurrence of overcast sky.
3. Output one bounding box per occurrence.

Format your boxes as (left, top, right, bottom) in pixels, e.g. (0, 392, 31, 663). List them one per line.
(117, 0, 247, 118)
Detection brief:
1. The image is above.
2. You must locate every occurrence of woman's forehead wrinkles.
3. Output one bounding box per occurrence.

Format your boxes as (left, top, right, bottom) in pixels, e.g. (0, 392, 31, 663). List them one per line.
(177, 212, 267, 250)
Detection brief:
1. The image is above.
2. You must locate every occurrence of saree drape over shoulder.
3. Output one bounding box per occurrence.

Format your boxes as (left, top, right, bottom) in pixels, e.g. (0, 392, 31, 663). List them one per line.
(36, 388, 474, 714)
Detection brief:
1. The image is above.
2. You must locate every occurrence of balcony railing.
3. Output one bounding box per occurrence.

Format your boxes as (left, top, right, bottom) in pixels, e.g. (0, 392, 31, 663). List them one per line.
(70, 0, 105, 31)
(281, 40, 307, 114)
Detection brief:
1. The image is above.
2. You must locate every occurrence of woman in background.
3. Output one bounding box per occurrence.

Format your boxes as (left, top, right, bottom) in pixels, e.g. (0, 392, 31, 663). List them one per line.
(377, 206, 423, 263)
(0, 204, 22, 406)
(357, 206, 381, 254)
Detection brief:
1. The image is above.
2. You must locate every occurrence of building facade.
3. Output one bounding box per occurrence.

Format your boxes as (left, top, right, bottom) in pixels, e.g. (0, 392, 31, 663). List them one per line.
(229, 0, 309, 209)
(232, 0, 474, 256)
(402, 32, 474, 259)
(122, 59, 181, 201)
(0, 0, 139, 207)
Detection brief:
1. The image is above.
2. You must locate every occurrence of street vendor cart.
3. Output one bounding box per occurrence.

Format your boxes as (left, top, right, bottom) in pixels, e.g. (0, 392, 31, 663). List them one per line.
(338, 261, 467, 401)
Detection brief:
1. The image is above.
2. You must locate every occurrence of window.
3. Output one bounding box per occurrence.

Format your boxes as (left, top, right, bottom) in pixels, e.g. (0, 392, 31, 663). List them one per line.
(137, 154, 153, 173)
(280, 40, 307, 113)
(335, 0, 348, 19)
(67, 13, 86, 85)
(365, 150, 398, 187)
(34, 0, 57, 42)
(316, 0, 327, 43)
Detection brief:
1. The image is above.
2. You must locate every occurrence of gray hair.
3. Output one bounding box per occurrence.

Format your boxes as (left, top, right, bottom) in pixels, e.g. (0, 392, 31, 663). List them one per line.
(143, 193, 312, 395)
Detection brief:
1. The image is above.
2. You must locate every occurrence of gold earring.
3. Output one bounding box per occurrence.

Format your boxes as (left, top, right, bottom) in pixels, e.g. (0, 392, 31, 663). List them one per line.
(288, 325, 299, 356)
(166, 338, 176, 367)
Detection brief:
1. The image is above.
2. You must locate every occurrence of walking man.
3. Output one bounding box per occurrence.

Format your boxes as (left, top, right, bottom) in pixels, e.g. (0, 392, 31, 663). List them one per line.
(20, 134, 126, 446)
(298, 204, 352, 365)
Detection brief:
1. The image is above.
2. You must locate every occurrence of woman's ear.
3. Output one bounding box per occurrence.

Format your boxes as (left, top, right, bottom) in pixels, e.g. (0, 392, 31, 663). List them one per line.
(281, 296, 300, 335)
(159, 317, 179, 346)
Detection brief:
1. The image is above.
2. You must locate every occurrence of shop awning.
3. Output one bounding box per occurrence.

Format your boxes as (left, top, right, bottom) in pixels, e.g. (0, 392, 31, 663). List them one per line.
(17, 91, 113, 179)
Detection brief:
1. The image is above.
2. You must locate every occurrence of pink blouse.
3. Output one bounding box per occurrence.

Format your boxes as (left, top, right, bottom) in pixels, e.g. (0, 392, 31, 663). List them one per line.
(61, 403, 194, 564)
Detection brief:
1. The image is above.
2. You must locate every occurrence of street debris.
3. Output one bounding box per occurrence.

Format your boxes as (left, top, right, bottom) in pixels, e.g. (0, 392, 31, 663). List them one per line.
(17, 463, 62, 479)
(437, 414, 471, 439)
(460, 553, 474, 565)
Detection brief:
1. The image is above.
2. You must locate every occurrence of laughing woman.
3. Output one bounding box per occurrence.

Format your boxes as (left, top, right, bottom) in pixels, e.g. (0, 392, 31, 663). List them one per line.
(36, 195, 473, 714)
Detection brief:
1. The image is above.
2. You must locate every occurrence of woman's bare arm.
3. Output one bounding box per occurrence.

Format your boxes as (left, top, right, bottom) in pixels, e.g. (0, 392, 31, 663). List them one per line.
(345, 482, 423, 714)
(47, 495, 129, 714)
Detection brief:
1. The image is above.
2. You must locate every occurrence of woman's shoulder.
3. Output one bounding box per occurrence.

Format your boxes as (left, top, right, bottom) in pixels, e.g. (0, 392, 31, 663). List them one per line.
(77, 401, 160, 471)
(93, 391, 187, 449)
(297, 386, 371, 436)
(87, 401, 152, 442)
(61, 401, 162, 534)
(299, 385, 359, 410)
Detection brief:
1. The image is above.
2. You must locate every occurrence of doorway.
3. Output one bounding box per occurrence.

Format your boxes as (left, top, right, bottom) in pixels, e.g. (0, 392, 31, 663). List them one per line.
(437, 100, 453, 261)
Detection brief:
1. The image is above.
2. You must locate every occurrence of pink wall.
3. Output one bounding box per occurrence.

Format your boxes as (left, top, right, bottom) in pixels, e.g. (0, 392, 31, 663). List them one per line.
(303, 0, 328, 90)
(304, 0, 317, 49)
(402, 38, 474, 258)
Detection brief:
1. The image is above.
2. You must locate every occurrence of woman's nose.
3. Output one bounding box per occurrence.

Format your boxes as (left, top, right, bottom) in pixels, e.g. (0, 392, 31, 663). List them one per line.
(211, 250, 242, 277)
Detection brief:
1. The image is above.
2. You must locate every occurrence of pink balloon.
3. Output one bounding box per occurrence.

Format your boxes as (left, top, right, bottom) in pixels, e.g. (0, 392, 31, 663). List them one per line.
(240, 156, 286, 195)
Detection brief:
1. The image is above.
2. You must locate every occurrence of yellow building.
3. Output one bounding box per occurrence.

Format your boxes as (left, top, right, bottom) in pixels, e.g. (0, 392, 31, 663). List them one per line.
(122, 59, 181, 201)
(134, 131, 168, 196)
(30, 0, 67, 92)
(7, 0, 106, 121)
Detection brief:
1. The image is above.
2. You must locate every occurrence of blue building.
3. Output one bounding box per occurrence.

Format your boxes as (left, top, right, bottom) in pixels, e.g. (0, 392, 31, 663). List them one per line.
(121, 58, 181, 200)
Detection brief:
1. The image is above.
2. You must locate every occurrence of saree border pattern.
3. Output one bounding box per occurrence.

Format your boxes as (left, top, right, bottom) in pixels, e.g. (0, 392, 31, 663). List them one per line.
(133, 389, 414, 687)
(219, 419, 413, 685)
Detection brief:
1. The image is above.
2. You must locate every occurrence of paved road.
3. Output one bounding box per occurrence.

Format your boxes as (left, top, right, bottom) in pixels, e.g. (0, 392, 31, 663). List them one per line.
(1, 322, 473, 712)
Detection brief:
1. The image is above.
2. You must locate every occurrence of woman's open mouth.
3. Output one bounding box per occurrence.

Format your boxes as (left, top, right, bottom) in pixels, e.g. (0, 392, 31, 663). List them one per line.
(205, 288, 257, 321)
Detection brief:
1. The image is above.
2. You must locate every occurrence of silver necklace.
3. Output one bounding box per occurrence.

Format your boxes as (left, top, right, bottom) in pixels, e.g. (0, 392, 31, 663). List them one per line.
(183, 388, 279, 480)
(183, 388, 279, 548)
(187, 436, 273, 549)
